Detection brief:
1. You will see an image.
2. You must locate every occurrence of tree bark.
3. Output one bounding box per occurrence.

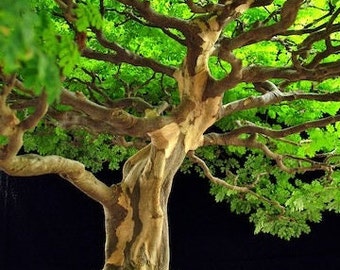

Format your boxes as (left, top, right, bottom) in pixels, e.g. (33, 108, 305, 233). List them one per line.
(102, 139, 186, 270)
(99, 58, 223, 268)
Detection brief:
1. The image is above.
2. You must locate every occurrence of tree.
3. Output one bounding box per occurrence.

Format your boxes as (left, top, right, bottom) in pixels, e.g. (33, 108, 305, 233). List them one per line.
(1, 0, 340, 269)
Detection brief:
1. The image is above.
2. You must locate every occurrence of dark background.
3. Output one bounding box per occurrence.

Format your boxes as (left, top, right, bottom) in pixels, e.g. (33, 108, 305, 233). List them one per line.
(1, 170, 340, 270)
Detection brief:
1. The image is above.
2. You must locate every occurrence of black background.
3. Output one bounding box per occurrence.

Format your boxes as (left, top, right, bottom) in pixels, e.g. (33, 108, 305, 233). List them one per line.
(1, 170, 340, 270)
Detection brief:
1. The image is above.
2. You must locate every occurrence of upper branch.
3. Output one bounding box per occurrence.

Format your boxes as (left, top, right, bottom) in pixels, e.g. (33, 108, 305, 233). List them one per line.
(83, 29, 176, 77)
(221, 88, 340, 118)
(241, 61, 340, 84)
(210, 0, 304, 95)
(116, 0, 192, 36)
(217, 114, 340, 140)
(219, 0, 304, 51)
(186, 0, 224, 14)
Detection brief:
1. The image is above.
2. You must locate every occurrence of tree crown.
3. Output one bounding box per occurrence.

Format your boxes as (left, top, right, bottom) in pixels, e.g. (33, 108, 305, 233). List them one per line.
(1, 0, 340, 240)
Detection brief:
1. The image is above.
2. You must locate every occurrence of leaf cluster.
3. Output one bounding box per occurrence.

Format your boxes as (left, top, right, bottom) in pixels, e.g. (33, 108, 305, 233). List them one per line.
(23, 124, 135, 172)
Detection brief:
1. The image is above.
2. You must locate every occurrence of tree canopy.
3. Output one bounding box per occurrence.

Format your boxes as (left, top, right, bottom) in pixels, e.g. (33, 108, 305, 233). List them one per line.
(1, 0, 340, 246)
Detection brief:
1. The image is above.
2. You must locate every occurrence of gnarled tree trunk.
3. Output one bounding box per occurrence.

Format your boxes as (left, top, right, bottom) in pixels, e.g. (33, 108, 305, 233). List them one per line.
(102, 86, 222, 269)
(103, 140, 186, 270)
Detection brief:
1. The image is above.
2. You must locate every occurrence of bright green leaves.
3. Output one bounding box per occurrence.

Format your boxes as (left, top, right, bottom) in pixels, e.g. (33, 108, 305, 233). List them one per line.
(0, 0, 63, 102)
(74, 2, 103, 31)
(331, 0, 340, 6)
(23, 125, 135, 173)
(300, 125, 340, 157)
(326, 172, 340, 213)
(0, 135, 9, 146)
(58, 35, 81, 76)
(0, 0, 87, 102)
(285, 180, 327, 220)
(250, 209, 312, 240)
(0, 1, 36, 72)
(38, 11, 80, 78)
(207, 145, 340, 240)
(150, 0, 192, 19)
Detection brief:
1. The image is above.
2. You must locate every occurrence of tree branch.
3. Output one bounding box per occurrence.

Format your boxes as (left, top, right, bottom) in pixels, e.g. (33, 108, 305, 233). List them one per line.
(186, 0, 223, 14)
(208, 50, 243, 96)
(122, 10, 186, 46)
(82, 30, 176, 77)
(59, 89, 174, 137)
(221, 87, 340, 118)
(241, 61, 340, 84)
(19, 92, 48, 130)
(202, 133, 333, 174)
(0, 154, 114, 207)
(116, 0, 192, 36)
(224, 115, 340, 139)
(0, 77, 48, 160)
(219, 0, 304, 51)
(187, 150, 285, 212)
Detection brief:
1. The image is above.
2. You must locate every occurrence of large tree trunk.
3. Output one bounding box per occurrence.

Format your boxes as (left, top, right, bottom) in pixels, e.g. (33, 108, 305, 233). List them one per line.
(102, 138, 186, 270)
(101, 66, 223, 269)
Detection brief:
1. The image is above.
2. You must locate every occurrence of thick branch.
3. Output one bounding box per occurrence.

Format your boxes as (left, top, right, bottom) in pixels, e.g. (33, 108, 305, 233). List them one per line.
(0, 79, 48, 160)
(208, 50, 243, 97)
(48, 109, 116, 135)
(59, 89, 173, 137)
(0, 154, 114, 207)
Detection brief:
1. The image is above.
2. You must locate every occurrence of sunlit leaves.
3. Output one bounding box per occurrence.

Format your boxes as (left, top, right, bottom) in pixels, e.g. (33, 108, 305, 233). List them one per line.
(150, 0, 192, 18)
(0, 135, 9, 146)
(23, 125, 135, 173)
(2, 0, 340, 243)
(74, 2, 103, 31)
(58, 35, 80, 76)
(0, 1, 35, 72)
(0, 0, 64, 102)
(250, 208, 311, 240)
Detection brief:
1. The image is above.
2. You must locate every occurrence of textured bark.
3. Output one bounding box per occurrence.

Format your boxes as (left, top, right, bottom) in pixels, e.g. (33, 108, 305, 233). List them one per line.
(101, 67, 223, 269)
(102, 142, 185, 270)
(2, 1, 340, 269)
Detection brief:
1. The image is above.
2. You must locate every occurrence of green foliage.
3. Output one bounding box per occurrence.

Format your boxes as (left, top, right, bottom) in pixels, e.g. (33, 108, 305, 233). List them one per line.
(0, 135, 9, 146)
(0, 0, 62, 102)
(74, 2, 103, 31)
(23, 124, 136, 172)
(2, 0, 340, 243)
(206, 144, 340, 240)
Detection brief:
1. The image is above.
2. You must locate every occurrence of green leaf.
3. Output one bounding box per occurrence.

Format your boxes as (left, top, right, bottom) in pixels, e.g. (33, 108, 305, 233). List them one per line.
(0, 135, 9, 146)
(74, 2, 103, 31)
